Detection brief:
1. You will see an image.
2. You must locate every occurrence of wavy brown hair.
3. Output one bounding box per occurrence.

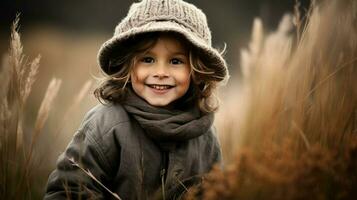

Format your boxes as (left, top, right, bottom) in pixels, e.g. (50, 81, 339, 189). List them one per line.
(94, 32, 224, 113)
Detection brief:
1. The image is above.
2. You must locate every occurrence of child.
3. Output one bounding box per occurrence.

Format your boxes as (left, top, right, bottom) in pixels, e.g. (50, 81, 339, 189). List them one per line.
(45, 0, 229, 199)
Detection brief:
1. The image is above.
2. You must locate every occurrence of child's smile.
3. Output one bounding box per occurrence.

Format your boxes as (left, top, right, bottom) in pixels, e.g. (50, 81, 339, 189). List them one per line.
(130, 34, 191, 107)
(146, 84, 175, 93)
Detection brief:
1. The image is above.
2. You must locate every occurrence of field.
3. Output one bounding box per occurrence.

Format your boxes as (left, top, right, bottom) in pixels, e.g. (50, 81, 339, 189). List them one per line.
(1, 0, 356, 199)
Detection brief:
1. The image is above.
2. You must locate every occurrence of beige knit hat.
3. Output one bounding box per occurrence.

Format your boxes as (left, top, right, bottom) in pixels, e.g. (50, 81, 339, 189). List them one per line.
(97, 0, 229, 82)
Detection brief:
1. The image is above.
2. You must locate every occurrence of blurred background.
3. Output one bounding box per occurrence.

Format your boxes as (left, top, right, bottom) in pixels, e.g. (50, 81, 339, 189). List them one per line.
(0, 0, 309, 182)
(3, 1, 357, 199)
(1, 0, 310, 73)
(0, 0, 310, 196)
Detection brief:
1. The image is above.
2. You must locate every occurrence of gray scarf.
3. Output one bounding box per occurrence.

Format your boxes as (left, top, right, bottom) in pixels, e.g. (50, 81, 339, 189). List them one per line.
(122, 88, 213, 151)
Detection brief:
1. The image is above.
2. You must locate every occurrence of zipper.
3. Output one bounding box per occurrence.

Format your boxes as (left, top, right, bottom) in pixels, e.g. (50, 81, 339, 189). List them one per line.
(160, 168, 166, 200)
(160, 151, 169, 200)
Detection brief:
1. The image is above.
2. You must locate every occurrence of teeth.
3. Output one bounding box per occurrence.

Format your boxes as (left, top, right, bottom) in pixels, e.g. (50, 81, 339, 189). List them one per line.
(149, 84, 172, 90)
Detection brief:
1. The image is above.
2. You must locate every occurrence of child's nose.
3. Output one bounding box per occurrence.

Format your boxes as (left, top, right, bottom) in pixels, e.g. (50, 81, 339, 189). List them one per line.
(153, 62, 169, 79)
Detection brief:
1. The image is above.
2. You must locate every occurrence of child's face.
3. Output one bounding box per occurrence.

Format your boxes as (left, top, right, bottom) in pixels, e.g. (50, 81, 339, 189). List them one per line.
(130, 35, 191, 107)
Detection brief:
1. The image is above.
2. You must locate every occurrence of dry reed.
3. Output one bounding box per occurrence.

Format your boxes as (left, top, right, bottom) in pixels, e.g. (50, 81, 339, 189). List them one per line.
(67, 157, 122, 200)
(0, 15, 45, 199)
(187, 0, 357, 199)
(0, 15, 97, 198)
(0, 16, 62, 199)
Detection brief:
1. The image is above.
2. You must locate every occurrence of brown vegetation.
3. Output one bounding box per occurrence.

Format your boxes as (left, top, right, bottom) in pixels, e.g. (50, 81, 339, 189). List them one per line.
(0, 16, 93, 199)
(1, 0, 356, 199)
(187, 0, 357, 199)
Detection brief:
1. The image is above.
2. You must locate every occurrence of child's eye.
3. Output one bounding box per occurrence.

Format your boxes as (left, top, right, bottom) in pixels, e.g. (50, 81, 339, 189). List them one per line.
(141, 57, 155, 63)
(170, 58, 184, 65)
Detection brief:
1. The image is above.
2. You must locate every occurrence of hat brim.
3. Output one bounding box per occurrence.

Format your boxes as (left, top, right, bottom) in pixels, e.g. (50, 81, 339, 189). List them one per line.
(97, 21, 228, 82)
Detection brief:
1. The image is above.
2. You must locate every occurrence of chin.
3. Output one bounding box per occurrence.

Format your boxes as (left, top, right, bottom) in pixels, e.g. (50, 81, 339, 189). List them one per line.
(147, 100, 171, 107)
(146, 99, 172, 107)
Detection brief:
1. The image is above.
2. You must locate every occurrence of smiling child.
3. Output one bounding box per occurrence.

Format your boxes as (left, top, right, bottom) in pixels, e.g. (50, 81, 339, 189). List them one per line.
(45, 0, 229, 199)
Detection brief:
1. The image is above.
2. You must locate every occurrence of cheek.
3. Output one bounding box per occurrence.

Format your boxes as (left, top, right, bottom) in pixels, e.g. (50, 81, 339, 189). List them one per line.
(176, 69, 191, 86)
(130, 72, 137, 85)
(131, 66, 146, 83)
(173, 70, 191, 97)
(182, 75, 191, 88)
(130, 71, 138, 82)
(130, 70, 145, 92)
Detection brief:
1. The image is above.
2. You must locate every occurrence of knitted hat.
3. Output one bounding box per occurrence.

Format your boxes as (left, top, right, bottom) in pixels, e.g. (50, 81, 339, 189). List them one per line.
(97, 0, 229, 82)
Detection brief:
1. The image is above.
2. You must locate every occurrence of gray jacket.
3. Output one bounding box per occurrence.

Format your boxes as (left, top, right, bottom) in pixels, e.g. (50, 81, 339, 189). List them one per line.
(44, 104, 221, 200)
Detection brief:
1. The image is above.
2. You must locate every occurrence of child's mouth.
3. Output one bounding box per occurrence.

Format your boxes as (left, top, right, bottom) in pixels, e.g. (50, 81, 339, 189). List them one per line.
(146, 84, 174, 90)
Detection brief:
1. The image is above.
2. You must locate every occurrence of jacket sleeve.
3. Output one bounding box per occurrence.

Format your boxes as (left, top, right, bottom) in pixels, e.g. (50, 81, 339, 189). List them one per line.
(44, 122, 115, 200)
(209, 126, 223, 169)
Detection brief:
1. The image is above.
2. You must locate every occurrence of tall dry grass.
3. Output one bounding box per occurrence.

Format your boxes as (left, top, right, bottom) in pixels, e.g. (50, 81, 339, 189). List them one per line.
(188, 0, 357, 199)
(1, 0, 356, 199)
(0, 16, 93, 199)
(0, 15, 62, 199)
